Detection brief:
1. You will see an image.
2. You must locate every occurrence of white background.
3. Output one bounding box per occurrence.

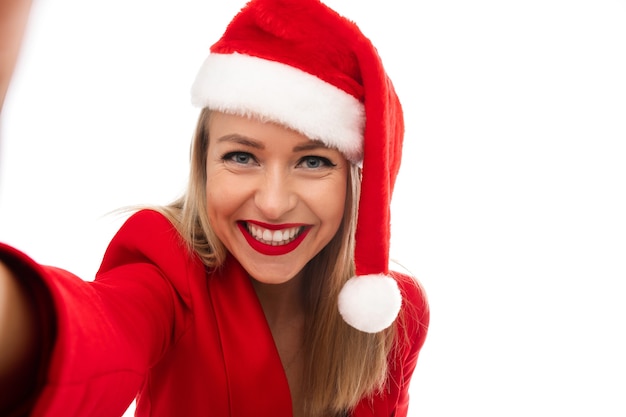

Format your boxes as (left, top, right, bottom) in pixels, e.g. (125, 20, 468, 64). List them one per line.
(1, 1, 625, 416)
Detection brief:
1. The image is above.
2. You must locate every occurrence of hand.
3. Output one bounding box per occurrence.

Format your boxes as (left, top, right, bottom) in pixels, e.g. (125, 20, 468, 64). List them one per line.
(0, 0, 33, 113)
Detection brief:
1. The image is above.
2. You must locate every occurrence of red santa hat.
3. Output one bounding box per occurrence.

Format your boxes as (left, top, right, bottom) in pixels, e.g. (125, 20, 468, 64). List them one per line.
(191, 0, 404, 333)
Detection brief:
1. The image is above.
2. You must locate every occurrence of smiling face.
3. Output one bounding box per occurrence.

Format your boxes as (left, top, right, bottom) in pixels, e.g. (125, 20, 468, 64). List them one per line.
(205, 112, 349, 284)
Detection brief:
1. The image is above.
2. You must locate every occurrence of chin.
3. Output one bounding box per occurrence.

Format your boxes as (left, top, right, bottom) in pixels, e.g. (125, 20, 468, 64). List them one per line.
(246, 263, 304, 286)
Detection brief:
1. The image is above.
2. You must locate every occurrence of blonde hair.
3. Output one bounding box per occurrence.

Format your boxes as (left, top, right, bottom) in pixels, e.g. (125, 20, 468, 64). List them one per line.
(158, 108, 395, 417)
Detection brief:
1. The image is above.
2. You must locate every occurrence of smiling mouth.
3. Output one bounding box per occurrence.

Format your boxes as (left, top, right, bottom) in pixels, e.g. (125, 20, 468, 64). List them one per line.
(245, 223, 305, 246)
(237, 221, 310, 256)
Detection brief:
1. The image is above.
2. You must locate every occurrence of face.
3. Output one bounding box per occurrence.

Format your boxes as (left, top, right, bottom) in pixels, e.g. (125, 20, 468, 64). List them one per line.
(205, 112, 349, 284)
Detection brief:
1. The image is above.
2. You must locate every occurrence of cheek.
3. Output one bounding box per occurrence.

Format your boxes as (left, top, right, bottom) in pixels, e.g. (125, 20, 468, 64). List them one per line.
(205, 171, 242, 222)
(313, 177, 348, 230)
(329, 186, 347, 228)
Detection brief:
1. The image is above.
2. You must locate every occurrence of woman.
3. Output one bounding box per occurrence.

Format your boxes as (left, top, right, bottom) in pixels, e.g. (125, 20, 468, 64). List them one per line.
(0, 0, 429, 416)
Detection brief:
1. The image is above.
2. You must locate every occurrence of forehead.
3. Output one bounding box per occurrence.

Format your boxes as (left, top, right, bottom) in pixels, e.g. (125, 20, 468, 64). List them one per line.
(207, 111, 337, 152)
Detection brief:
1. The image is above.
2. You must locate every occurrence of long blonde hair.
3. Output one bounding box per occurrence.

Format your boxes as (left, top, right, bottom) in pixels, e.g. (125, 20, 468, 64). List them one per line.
(159, 109, 395, 416)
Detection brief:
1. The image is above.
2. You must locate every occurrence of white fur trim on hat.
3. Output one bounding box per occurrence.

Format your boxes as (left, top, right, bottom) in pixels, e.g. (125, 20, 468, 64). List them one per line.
(191, 53, 365, 163)
(338, 274, 402, 333)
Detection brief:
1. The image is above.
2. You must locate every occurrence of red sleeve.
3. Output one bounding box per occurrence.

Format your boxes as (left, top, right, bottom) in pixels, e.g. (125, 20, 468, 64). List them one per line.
(1, 210, 195, 416)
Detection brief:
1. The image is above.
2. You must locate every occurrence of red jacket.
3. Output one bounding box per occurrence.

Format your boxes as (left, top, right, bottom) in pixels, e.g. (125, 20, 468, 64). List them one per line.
(1, 210, 429, 416)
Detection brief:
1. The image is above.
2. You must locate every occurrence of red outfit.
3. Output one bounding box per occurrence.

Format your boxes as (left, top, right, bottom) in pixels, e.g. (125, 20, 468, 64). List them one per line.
(1, 210, 429, 416)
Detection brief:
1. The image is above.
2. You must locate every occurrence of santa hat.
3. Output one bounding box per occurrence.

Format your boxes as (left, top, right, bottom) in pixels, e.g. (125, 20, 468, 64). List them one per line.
(191, 0, 404, 333)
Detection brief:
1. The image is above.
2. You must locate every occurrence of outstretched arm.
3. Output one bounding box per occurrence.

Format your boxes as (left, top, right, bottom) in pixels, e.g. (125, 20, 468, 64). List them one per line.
(0, 260, 41, 413)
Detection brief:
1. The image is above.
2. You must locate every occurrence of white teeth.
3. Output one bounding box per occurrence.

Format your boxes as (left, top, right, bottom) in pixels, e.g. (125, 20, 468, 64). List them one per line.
(246, 223, 302, 246)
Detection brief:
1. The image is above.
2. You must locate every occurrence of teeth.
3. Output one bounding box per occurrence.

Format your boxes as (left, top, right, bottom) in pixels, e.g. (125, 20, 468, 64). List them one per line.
(246, 223, 302, 246)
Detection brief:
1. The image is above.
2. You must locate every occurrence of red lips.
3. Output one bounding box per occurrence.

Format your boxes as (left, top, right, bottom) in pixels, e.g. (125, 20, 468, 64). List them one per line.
(237, 221, 310, 256)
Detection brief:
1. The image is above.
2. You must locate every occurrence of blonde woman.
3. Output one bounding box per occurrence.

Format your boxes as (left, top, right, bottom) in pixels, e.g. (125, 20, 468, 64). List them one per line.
(0, 0, 429, 416)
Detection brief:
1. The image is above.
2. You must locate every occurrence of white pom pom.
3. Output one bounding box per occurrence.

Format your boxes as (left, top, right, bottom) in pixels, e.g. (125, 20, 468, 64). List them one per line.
(337, 274, 402, 333)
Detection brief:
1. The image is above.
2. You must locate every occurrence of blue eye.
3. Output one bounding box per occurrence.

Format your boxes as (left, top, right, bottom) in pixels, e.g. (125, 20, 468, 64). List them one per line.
(299, 156, 335, 169)
(223, 152, 255, 165)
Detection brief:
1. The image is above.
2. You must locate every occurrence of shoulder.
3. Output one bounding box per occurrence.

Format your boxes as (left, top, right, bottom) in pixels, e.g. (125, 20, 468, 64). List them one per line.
(391, 270, 429, 324)
(108, 209, 181, 251)
(96, 209, 202, 307)
(390, 270, 430, 353)
(98, 209, 198, 275)
(114, 208, 178, 239)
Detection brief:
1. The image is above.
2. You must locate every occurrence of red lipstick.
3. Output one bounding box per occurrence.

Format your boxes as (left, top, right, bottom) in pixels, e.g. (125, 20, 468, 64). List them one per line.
(237, 221, 310, 256)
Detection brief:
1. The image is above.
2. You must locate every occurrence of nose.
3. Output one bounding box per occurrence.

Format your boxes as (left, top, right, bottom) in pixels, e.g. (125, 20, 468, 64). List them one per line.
(253, 166, 298, 220)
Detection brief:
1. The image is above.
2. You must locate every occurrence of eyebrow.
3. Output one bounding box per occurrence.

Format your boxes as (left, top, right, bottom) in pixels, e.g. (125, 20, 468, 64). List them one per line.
(292, 140, 328, 153)
(217, 135, 329, 153)
(216, 134, 264, 150)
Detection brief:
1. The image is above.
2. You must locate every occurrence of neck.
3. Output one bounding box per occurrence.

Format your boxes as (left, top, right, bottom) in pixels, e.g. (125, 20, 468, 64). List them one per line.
(251, 274, 307, 417)
(251, 273, 305, 328)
